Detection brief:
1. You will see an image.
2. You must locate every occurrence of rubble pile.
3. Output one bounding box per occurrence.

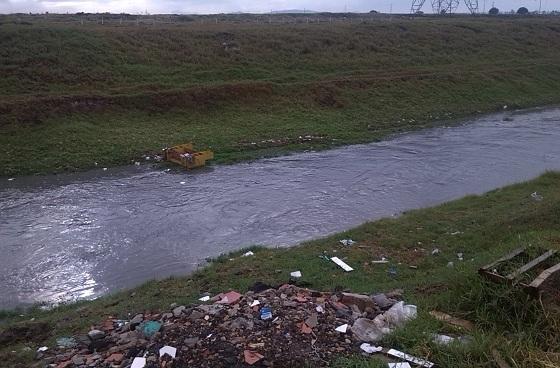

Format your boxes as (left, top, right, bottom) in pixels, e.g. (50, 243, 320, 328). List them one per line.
(39, 284, 418, 368)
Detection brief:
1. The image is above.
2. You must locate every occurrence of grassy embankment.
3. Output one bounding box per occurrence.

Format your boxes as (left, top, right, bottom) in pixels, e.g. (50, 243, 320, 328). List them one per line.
(1, 172, 560, 367)
(2, 16, 560, 176)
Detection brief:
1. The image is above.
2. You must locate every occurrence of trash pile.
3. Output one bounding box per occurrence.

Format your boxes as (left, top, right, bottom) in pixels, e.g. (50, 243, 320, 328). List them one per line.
(38, 284, 433, 368)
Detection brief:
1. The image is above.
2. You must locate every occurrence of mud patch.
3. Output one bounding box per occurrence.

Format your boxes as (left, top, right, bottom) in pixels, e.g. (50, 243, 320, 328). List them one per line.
(0, 321, 51, 345)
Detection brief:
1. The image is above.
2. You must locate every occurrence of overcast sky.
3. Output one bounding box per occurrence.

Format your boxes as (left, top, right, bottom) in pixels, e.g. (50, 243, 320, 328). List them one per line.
(0, 0, 553, 15)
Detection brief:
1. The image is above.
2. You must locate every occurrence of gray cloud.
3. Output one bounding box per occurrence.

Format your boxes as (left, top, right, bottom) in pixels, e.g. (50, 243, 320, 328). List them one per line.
(0, 0, 554, 15)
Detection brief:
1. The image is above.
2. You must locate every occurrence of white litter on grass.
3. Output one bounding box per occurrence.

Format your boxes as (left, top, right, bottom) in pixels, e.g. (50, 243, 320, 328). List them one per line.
(360, 343, 383, 354)
(531, 192, 544, 201)
(131, 357, 147, 368)
(134, 161, 141, 166)
(372, 257, 389, 264)
(8, 178, 15, 181)
(388, 363, 411, 368)
(457, 253, 464, 261)
(103, 168, 108, 171)
(431, 334, 455, 345)
(335, 324, 349, 333)
(37, 346, 48, 352)
(447, 261, 454, 268)
(250, 300, 261, 307)
(159, 345, 177, 358)
(290, 271, 302, 278)
(451, 231, 462, 236)
(180, 181, 186, 185)
(339, 239, 356, 246)
(331, 257, 354, 272)
(387, 349, 434, 368)
(198, 296, 210, 302)
(242, 251, 255, 257)
(431, 248, 440, 255)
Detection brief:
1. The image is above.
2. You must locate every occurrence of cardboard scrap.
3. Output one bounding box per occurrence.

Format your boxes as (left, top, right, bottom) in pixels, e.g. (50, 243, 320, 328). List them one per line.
(216, 291, 242, 305)
(244, 350, 264, 365)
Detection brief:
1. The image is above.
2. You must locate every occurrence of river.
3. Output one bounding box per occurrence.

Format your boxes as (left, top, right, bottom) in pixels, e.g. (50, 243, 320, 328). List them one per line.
(1, 107, 559, 309)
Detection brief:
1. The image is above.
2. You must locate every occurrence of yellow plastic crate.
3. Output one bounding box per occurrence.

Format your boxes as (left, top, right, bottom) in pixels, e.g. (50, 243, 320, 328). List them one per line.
(164, 143, 214, 170)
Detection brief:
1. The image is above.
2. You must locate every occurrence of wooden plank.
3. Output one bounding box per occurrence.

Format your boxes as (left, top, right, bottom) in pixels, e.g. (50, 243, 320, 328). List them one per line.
(478, 269, 509, 284)
(506, 250, 557, 280)
(479, 247, 526, 272)
(529, 262, 560, 289)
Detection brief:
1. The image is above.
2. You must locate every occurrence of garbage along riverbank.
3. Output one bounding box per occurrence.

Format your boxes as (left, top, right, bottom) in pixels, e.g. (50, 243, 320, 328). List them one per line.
(34, 285, 433, 368)
(1, 107, 560, 309)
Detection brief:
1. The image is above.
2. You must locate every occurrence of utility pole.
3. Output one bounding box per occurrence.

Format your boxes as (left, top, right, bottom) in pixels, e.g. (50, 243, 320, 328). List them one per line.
(539, 0, 542, 14)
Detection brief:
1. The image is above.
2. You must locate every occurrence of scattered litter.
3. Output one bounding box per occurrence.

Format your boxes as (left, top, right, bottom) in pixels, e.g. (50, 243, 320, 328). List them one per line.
(159, 345, 177, 358)
(37, 346, 48, 353)
(331, 257, 354, 272)
(457, 253, 464, 261)
(447, 261, 454, 268)
(429, 310, 474, 331)
(56, 337, 77, 348)
(388, 266, 398, 277)
(134, 161, 141, 166)
(216, 291, 242, 305)
(37, 285, 419, 367)
(531, 192, 543, 201)
(352, 302, 417, 343)
(260, 307, 273, 320)
(372, 257, 389, 264)
(450, 231, 462, 236)
(198, 295, 211, 302)
(409, 265, 418, 269)
(103, 168, 108, 171)
(431, 334, 455, 345)
(431, 248, 440, 255)
(130, 357, 146, 368)
(299, 322, 312, 334)
(244, 350, 264, 365)
(339, 239, 356, 246)
(242, 251, 255, 257)
(305, 313, 318, 328)
(290, 271, 302, 278)
(140, 321, 162, 338)
(180, 181, 186, 185)
(335, 324, 348, 333)
(387, 348, 434, 368)
(431, 334, 471, 346)
(7, 178, 15, 181)
(388, 363, 412, 368)
(360, 343, 383, 354)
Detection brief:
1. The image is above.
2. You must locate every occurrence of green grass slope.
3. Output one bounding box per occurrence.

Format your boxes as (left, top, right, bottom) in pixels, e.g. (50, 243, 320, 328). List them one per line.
(1, 16, 560, 175)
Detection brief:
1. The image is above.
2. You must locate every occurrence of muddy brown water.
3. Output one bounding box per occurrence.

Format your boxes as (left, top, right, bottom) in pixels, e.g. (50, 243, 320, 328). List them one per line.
(1, 107, 560, 309)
